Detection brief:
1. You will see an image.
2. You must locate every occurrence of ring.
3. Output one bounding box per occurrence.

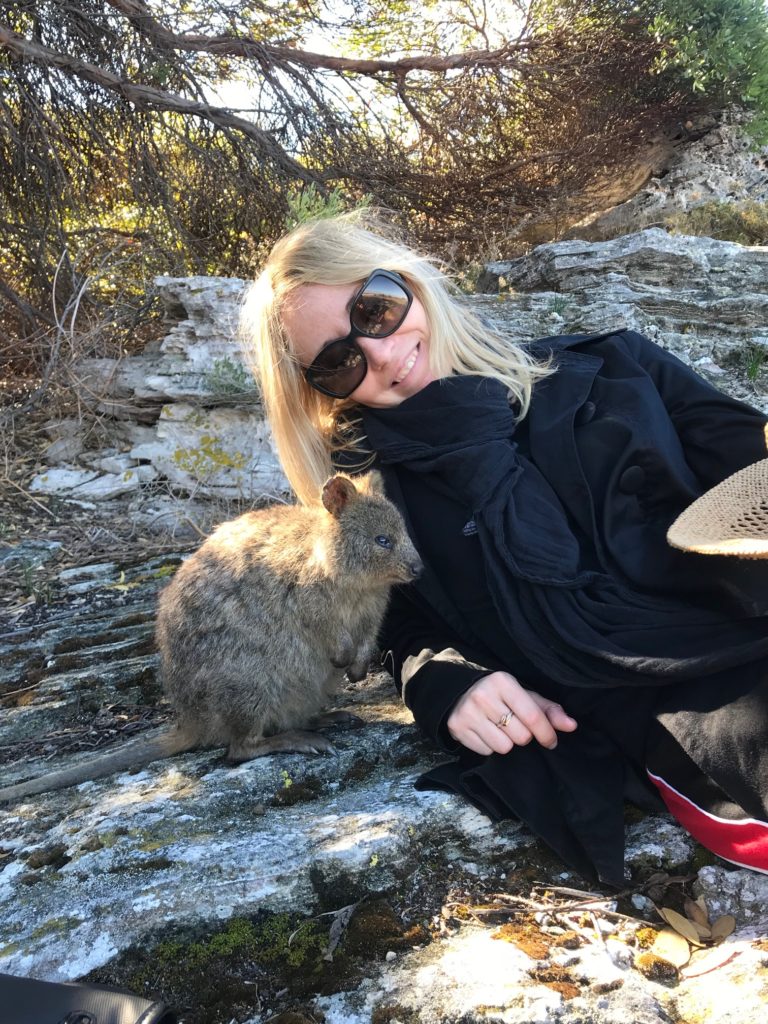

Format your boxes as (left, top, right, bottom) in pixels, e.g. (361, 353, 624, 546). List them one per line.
(496, 711, 514, 728)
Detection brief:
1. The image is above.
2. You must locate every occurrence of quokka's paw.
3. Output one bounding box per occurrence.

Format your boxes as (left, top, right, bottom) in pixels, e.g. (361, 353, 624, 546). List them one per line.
(226, 730, 338, 762)
(330, 631, 355, 668)
(311, 709, 365, 730)
(345, 660, 371, 683)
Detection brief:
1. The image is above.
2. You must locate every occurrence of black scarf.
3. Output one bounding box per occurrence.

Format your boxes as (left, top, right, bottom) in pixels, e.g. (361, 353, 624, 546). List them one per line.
(360, 375, 768, 689)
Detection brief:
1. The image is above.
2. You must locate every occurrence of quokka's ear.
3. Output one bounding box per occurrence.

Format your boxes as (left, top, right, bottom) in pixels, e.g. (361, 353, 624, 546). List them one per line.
(322, 475, 358, 516)
(357, 469, 385, 496)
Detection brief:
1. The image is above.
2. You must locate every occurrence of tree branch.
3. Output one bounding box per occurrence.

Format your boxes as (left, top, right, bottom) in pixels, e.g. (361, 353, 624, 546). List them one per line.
(104, 0, 536, 75)
(0, 23, 316, 183)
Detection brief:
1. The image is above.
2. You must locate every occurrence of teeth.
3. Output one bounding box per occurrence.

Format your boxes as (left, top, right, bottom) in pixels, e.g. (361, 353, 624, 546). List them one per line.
(394, 348, 418, 384)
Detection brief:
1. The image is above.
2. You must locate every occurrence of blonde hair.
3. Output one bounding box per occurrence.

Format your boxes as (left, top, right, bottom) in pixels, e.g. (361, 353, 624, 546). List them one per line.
(240, 210, 553, 506)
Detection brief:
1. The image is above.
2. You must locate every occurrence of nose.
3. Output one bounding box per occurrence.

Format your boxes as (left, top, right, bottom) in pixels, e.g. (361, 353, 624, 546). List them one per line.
(356, 334, 396, 371)
(408, 555, 423, 579)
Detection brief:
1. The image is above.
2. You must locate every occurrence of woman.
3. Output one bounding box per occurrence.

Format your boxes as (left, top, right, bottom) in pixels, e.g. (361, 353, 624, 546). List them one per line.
(242, 211, 768, 885)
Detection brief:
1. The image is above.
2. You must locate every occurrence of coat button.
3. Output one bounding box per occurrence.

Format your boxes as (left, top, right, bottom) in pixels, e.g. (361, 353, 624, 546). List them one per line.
(618, 466, 645, 494)
(575, 400, 597, 426)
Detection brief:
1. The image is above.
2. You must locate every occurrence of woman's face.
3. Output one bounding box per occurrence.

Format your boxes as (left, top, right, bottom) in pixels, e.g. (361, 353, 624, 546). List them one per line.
(282, 281, 436, 408)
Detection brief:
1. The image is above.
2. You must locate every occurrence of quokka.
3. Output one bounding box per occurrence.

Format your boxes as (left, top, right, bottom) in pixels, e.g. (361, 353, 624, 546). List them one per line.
(0, 472, 422, 802)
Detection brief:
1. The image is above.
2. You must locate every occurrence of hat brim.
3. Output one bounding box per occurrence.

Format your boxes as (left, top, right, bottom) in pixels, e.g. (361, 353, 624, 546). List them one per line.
(667, 458, 768, 559)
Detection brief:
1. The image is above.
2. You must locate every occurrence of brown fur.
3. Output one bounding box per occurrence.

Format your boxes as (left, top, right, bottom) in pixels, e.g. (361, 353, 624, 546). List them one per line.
(0, 472, 421, 802)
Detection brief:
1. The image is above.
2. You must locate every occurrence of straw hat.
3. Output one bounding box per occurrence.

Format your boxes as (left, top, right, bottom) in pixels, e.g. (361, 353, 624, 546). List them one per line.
(667, 458, 768, 558)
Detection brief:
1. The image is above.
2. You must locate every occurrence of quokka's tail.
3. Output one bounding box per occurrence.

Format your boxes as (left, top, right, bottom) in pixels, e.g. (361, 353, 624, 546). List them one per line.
(0, 728, 196, 803)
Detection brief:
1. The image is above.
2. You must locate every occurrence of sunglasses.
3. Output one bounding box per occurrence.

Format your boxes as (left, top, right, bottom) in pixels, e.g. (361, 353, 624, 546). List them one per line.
(303, 269, 413, 398)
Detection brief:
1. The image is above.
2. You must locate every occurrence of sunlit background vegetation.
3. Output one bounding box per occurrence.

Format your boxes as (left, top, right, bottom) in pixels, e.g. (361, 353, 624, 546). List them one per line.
(2, 0, 768, 400)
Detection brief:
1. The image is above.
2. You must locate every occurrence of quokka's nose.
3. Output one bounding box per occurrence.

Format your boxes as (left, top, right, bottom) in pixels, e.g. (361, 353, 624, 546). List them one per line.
(407, 557, 423, 579)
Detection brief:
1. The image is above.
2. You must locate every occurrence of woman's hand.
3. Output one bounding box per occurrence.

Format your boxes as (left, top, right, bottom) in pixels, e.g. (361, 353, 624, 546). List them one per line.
(446, 671, 578, 756)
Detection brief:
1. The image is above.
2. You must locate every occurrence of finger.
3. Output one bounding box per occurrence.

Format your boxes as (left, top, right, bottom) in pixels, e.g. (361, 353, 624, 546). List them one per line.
(502, 713, 536, 747)
(447, 711, 512, 756)
(472, 717, 515, 756)
(542, 702, 578, 732)
(501, 693, 559, 750)
(458, 725, 510, 757)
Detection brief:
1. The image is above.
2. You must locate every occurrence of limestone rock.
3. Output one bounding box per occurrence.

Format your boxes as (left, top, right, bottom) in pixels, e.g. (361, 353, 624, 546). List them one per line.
(29, 467, 142, 501)
(1, 566, 766, 1024)
(77, 276, 252, 410)
(96, 455, 139, 475)
(152, 403, 286, 499)
(480, 228, 768, 413)
(43, 436, 84, 465)
(43, 418, 84, 439)
(29, 468, 101, 494)
(573, 114, 768, 241)
(64, 226, 767, 509)
(0, 540, 63, 569)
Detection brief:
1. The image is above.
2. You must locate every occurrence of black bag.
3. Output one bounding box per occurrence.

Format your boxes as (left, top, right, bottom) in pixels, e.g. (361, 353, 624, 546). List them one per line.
(0, 972, 176, 1024)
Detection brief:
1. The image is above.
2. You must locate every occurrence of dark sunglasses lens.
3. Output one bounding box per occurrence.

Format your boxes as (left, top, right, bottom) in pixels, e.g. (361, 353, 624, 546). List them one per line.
(307, 339, 366, 397)
(351, 274, 410, 337)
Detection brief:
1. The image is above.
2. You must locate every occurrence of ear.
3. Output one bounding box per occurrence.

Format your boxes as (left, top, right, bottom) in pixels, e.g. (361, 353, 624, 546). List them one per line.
(322, 475, 358, 517)
(357, 469, 385, 496)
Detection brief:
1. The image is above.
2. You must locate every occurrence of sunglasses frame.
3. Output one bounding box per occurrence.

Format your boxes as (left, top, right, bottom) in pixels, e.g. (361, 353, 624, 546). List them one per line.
(303, 269, 413, 399)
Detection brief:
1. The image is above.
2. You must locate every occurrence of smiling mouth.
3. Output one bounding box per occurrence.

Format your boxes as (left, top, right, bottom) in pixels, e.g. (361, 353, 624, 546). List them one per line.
(392, 345, 419, 386)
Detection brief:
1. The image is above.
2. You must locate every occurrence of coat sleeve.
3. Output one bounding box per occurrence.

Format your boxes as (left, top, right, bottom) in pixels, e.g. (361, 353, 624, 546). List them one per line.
(379, 585, 494, 752)
(618, 330, 768, 487)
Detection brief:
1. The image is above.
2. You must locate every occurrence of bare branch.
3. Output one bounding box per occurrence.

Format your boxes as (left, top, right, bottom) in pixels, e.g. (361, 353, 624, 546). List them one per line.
(0, 23, 316, 183)
(104, 0, 537, 74)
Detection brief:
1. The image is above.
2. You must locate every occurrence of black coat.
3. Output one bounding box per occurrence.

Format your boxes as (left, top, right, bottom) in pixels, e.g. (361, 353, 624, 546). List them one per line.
(351, 330, 768, 884)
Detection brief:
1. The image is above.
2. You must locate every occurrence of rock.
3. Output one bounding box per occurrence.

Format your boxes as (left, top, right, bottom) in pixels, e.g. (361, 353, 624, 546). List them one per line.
(1, 566, 767, 1023)
(69, 275, 289, 501)
(57, 563, 118, 583)
(0, 540, 63, 569)
(314, 928, 664, 1024)
(478, 228, 768, 413)
(114, 422, 162, 447)
(152, 403, 286, 499)
(694, 865, 768, 926)
(486, 228, 768, 301)
(43, 418, 84, 440)
(29, 468, 101, 494)
(43, 436, 84, 465)
(96, 455, 139, 475)
(28, 467, 147, 502)
(624, 816, 696, 874)
(134, 464, 158, 484)
(129, 442, 165, 461)
(77, 276, 253, 410)
(572, 114, 768, 241)
(72, 471, 142, 501)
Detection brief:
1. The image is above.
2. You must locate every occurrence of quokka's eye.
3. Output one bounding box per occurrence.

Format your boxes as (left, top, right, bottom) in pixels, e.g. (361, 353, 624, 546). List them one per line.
(375, 535, 392, 549)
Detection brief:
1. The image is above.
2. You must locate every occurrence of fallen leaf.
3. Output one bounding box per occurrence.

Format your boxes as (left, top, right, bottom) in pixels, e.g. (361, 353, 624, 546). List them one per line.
(695, 895, 709, 917)
(710, 915, 736, 942)
(651, 927, 691, 968)
(658, 907, 704, 945)
(320, 900, 361, 962)
(684, 897, 709, 928)
(689, 920, 712, 940)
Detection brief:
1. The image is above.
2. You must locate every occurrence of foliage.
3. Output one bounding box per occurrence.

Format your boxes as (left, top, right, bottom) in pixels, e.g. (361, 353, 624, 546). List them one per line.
(531, 2, 768, 140)
(204, 356, 259, 398)
(3, 0, 768, 399)
(664, 200, 768, 245)
(153, 914, 327, 972)
(284, 184, 370, 231)
(743, 341, 768, 383)
(647, 0, 768, 141)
